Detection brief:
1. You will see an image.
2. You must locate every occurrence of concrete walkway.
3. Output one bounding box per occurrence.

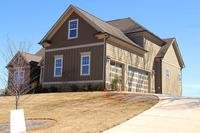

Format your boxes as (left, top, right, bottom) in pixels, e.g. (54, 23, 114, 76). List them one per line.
(104, 95, 200, 133)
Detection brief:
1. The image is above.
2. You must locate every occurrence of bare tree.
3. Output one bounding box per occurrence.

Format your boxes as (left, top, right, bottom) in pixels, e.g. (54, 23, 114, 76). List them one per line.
(0, 38, 40, 109)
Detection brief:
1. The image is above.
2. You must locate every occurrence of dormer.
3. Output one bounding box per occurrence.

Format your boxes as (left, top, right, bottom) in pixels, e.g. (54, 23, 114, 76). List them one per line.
(107, 17, 166, 48)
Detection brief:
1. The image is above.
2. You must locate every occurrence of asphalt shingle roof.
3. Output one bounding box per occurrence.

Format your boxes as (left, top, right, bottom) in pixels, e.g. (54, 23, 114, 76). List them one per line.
(107, 17, 145, 33)
(21, 52, 42, 63)
(74, 6, 141, 48)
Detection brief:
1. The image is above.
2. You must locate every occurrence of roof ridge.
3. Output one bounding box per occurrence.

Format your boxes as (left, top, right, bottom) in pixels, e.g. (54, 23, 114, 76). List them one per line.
(21, 51, 42, 57)
(127, 17, 147, 31)
(74, 5, 133, 33)
(106, 17, 130, 22)
(73, 5, 123, 35)
(73, 5, 111, 28)
(162, 37, 176, 40)
(73, 5, 140, 45)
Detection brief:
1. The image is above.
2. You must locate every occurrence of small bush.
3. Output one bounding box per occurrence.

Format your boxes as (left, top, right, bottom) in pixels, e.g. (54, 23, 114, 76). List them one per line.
(34, 86, 58, 93)
(69, 84, 103, 92)
(87, 84, 93, 91)
(70, 84, 80, 92)
(92, 84, 103, 91)
(111, 76, 122, 91)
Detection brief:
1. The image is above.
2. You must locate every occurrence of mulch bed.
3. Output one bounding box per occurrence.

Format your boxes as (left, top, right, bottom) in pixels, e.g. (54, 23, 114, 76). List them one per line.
(0, 118, 56, 133)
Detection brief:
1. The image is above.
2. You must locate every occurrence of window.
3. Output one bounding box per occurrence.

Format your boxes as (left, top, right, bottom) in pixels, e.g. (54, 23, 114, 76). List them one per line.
(68, 19, 78, 39)
(166, 69, 170, 78)
(54, 55, 63, 77)
(178, 72, 182, 81)
(13, 69, 24, 84)
(80, 52, 90, 76)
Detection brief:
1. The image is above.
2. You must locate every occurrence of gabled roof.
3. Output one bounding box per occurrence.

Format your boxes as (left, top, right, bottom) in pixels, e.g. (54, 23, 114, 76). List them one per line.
(35, 48, 45, 57)
(107, 17, 146, 33)
(39, 5, 145, 51)
(156, 38, 185, 68)
(7, 51, 43, 68)
(156, 38, 173, 58)
(21, 52, 42, 63)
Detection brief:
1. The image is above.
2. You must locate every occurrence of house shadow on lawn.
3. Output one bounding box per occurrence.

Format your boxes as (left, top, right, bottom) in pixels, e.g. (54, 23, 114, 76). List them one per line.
(156, 97, 200, 110)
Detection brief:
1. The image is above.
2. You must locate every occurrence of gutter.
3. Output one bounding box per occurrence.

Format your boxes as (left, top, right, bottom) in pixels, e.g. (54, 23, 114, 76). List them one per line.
(103, 34, 110, 90)
(108, 33, 147, 52)
(96, 32, 147, 54)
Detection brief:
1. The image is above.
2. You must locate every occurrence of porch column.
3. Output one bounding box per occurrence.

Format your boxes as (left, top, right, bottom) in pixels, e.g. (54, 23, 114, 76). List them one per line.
(123, 64, 128, 91)
(105, 58, 111, 89)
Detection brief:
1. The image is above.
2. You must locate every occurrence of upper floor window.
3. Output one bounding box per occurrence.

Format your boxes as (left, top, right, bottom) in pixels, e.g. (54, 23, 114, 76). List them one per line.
(80, 52, 90, 76)
(178, 72, 182, 81)
(54, 55, 63, 77)
(68, 19, 78, 39)
(13, 69, 24, 84)
(166, 69, 170, 78)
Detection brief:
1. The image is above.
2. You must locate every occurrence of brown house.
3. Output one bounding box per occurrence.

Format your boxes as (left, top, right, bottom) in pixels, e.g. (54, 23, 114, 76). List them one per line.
(8, 5, 185, 96)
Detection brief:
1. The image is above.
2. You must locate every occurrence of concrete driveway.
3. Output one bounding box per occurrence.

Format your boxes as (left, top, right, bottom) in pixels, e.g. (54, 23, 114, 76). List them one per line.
(104, 95, 200, 133)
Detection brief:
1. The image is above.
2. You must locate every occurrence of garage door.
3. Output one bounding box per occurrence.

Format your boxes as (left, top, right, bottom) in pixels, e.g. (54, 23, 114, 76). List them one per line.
(110, 61, 123, 82)
(128, 66, 148, 93)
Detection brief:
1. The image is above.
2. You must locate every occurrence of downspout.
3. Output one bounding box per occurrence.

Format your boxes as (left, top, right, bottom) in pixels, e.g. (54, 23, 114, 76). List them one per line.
(41, 41, 51, 87)
(180, 68, 183, 96)
(43, 47, 47, 87)
(103, 34, 109, 90)
(160, 57, 163, 94)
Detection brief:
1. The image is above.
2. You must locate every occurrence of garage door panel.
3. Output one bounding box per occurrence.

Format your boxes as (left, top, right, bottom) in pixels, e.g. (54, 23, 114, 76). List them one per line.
(109, 61, 123, 84)
(128, 66, 148, 93)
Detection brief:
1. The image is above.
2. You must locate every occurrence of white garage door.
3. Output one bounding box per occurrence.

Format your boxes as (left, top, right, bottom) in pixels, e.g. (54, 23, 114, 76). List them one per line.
(110, 61, 123, 82)
(128, 66, 148, 93)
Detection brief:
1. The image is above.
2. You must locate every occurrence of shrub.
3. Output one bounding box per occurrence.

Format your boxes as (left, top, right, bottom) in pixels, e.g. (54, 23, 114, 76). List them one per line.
(69, 84, 103, 92)
(34, 85, 58, 93)
(87, 84, 93, 91)
(111, 76, 122, 91)
(70, 84, 80, 92)
(92, 84, 103, 91)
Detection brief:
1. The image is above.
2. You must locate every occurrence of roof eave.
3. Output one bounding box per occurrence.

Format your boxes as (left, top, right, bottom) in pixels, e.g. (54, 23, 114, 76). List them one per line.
(125, 30, 166, 46)
(39, 4, 75, 44)
(171, 38, 185, 68)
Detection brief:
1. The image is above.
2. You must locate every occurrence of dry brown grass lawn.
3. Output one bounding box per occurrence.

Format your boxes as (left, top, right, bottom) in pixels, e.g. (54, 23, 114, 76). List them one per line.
(0, 92, 158, 133)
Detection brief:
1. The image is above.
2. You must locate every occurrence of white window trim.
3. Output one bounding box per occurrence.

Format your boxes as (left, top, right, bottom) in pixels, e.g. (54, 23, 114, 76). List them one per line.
(80, 52, 91, 76)
(68, 19, 78, 39)
(13, 71, 18, 84)
(54, 55, 63, 77)
(178, 72, 182, 81)
(13, 69, 25, 85)
(166, 69, 170, 78)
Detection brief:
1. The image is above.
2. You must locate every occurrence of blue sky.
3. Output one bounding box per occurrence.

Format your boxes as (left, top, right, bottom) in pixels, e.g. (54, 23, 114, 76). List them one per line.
(0, 0, 199, 97)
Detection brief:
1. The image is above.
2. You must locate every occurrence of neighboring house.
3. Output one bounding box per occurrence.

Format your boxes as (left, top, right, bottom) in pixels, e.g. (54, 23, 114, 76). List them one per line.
(7, 5, 185, 96)
(6, 50, 43, 92)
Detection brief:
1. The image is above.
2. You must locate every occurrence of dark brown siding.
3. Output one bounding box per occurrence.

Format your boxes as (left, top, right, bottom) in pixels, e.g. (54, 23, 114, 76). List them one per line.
(48, 12, 100, 49)
(44, 45, 104, 82)
(154, 58, 162, 94)
(30, 62, 41, 84)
